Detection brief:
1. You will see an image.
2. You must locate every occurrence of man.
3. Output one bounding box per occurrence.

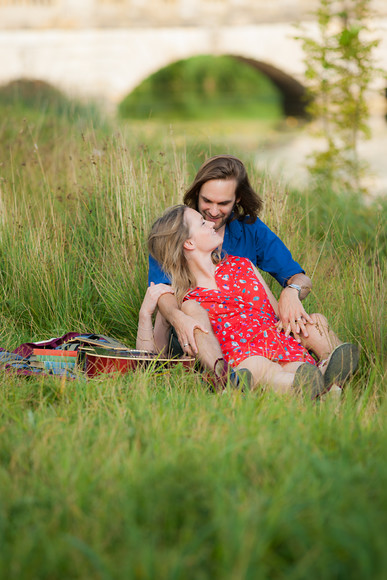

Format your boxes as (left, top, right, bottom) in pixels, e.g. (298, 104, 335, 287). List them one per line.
(148, 154, 358, 387)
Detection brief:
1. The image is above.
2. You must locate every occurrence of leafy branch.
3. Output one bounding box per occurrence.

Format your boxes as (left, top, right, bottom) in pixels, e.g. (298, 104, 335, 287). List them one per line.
(296, 0, 384, 192)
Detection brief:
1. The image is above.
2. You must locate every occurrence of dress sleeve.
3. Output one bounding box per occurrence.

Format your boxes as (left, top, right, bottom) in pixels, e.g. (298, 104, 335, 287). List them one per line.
(253, 219, 304, 287)
(148, 254, 171, 286)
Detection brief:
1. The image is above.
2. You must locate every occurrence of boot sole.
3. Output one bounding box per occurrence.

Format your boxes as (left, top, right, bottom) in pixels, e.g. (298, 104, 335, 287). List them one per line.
(293, 363, 325, 400)
(324, 343, 359, 388)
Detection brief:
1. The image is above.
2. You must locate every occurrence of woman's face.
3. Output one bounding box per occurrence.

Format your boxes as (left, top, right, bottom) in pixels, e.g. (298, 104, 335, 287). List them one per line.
(184, 208, 222, 252)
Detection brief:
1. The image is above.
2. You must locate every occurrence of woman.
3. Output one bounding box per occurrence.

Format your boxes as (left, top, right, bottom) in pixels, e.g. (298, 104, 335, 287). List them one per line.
(144, 204, 349, 398)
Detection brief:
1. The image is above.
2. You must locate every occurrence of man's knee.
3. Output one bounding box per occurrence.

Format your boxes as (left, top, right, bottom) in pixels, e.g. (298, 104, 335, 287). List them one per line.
(309, 313, 329, 327)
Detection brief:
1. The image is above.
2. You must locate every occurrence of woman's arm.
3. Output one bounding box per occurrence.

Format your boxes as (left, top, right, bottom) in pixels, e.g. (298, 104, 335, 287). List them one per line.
(136, 283, 174, 352)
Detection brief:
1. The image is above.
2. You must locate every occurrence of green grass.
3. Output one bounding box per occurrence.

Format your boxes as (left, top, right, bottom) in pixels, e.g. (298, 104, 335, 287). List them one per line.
(1, 375, 386, 579)
(0, 85, 386, 578)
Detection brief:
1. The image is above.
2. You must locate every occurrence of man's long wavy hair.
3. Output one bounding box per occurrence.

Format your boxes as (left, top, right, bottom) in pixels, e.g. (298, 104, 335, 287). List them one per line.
(148, 205, 221, 305)
(183, 154, 263, 223)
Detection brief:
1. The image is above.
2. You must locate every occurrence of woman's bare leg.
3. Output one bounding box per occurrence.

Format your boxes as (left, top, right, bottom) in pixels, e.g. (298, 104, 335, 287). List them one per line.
(236, 356, 300, 394)
(236, 357, 325, 399)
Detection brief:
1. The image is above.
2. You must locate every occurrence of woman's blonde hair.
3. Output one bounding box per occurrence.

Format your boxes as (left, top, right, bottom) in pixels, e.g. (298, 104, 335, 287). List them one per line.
(148, 205, 221, 305)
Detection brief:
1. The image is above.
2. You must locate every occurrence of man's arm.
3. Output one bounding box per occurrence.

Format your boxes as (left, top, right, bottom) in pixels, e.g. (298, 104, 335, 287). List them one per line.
(251, 264, 279, 315)
(240, 219, 313, 340)
(157, 292, 208, 356)
(148, 254, 208, 355)
(246, 217, 306, 287)
(277, 273, 314, 342)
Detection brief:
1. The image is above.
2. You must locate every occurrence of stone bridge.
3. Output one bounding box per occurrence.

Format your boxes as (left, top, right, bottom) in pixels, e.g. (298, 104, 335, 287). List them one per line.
(1, 0, 386, 115)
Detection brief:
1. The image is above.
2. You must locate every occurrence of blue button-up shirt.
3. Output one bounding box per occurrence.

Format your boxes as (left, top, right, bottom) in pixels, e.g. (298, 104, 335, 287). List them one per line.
(148, 215, 304, 288)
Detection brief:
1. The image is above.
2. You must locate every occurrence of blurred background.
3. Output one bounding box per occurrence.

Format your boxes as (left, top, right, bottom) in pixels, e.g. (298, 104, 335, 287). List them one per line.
(1, 0, 387, 195)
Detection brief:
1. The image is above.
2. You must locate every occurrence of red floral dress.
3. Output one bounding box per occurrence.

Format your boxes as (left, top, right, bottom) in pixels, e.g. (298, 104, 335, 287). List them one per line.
(184, 256, 316, 368)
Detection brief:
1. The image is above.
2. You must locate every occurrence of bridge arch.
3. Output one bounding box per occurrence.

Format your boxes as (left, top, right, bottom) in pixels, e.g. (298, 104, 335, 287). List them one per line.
(119, 53, 309, 119)
(230, 56, 308, 118)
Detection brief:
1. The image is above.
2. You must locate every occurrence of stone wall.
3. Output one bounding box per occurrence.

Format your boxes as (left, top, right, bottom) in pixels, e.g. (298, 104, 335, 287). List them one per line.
(1, 0, 386, 29)
(0, 0, 386, 110)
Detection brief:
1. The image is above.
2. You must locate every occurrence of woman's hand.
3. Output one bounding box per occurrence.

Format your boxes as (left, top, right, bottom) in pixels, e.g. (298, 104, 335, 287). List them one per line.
(139, 282, 174, 318)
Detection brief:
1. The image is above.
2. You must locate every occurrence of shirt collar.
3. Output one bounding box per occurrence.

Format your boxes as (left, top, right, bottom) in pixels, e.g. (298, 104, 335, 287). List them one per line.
(225, 214, 243, 241)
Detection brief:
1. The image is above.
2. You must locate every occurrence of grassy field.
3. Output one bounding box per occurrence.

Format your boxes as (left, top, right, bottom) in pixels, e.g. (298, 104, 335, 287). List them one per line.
(0, 87, 386, 579)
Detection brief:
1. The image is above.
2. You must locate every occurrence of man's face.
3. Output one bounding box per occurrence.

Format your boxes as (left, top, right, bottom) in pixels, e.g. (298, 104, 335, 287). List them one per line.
(197, 178, 238, 232)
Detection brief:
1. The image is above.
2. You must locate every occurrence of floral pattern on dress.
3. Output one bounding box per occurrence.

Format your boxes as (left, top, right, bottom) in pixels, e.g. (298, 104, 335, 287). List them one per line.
(184, 256, 316, 368)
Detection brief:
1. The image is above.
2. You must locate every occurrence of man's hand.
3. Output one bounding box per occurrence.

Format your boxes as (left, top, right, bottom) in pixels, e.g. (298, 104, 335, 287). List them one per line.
(277, 286, 314, 343)
(172, 309, 208, 356)
(157, 292, 208, 356)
